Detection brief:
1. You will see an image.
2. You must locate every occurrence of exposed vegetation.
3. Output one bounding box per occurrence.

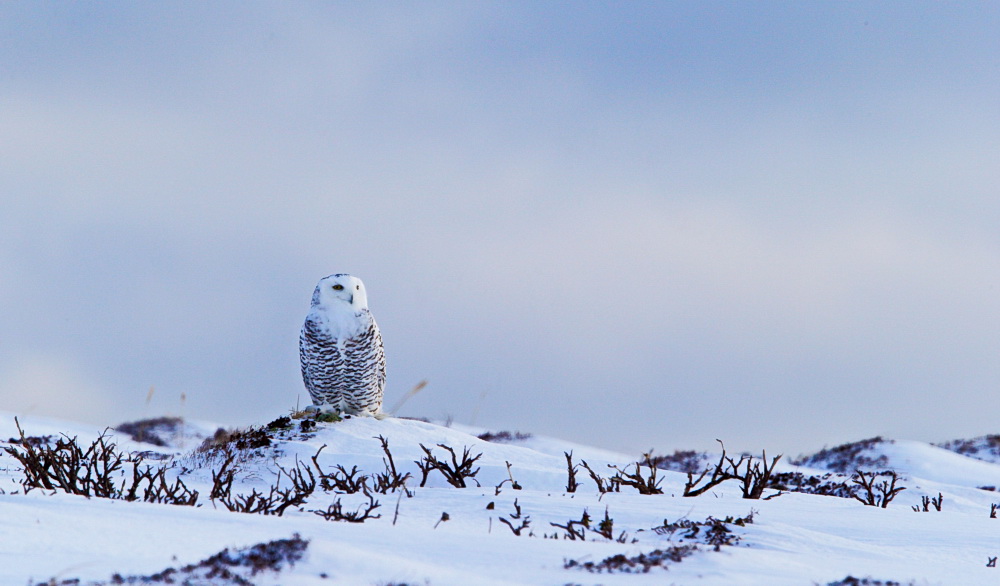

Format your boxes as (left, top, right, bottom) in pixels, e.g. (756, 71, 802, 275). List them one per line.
(311, 489, 382, 523)
(683, 441, 781, 499)
(415, 443, 482, 488)
(609, 453, 664, 495)
(30, 535, 309, 585)
(199, 426, 272, 453)
(937, 434, 1000, 463)
(851, 470, 906, 508)
(497, 498, 531, 536)
(823, 577, 918, 586)
(564, 451, 580, 493)
(564, 546, 699, 573)
(767, 472, 854, 498)
(651, 512, 755, 550)
(114, 416, 185, 448)
(4, 418, 197, 506)
(209, 447, 316, 516)
(646, 449, 712, 475)
(912, 493, 943, 512)
(4, 413, 978, 584)
(477, 430, 532, 443)
(579, 458, 621, 493)
(793, 437, 892, 473)
(549, 509, 590, 541)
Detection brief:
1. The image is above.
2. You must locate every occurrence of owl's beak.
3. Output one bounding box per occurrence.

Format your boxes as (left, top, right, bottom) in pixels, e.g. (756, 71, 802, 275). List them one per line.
(348, 294, 354, 305)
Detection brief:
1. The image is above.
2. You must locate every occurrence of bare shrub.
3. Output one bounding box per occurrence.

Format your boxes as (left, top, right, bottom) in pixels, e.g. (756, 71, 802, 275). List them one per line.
(609, 453, 663, 495)
(308, 439, 411, 498)
(565, 514, 753, 570)
(683, 447, 733, 498)
(4, 419, 124, 497)
(415, 443, 482, 488)
(372, 435, 412, 494)
(590, 507, 633, 543)
(5, 418, 196, 506)
(124, 464, 199, 506)
(579, 460, 620, 493)
(912, 493, 943, 512)
(497, 498, 530, 536)
(564, 546, 698, 573)
(271, 458, 317, 515)
(682, 441, 781, 499)
(312, 487, 382, 523)
(216, 486, 283, 515)
(652, 512, 754, 550)
(311, 445, 370, 494)
(209, 446, 239, 501)
(793, 437, 892, 473)
(494, 461, 522, 495)
(564, 451, 580, 493)
(210, 450, 315, 516)
(550, 509, 591, 541)
(851, 470, 905, 508)
(729, 450, 781, 499)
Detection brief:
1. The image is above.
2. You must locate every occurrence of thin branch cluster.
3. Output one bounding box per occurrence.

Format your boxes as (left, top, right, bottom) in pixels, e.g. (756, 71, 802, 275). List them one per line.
(683, 441, 782, 499)
(651, 512, 754, 551)
(912, 492, 943, 512)
(497, 498, 531, 536)
(851, 470, 906, 508)
(4, 418, 197, 506)
(564, 546, 699, 574)
(415, 443, 482, 488)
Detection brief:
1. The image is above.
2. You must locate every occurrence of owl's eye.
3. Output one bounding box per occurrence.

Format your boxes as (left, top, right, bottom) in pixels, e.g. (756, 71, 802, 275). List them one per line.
(332, 284, 344, 291)
(355, 285, 360, 290)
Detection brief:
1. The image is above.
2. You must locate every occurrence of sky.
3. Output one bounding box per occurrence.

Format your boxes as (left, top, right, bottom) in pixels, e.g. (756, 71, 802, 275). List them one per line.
(2, 2, 1000, 456)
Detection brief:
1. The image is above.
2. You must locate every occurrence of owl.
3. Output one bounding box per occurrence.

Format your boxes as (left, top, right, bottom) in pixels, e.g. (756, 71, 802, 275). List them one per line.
(299, 274, 386, 417)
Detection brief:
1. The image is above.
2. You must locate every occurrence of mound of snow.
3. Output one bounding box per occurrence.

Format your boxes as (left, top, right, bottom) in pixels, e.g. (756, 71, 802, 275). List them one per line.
(2, 411, 1000, 585)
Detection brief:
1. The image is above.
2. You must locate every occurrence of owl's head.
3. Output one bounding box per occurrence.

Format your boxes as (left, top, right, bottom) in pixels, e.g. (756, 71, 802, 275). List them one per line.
(311, 273, 369, 311)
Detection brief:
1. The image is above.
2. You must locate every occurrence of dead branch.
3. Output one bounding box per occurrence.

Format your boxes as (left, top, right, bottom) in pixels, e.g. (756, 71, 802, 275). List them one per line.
(564, 451, 580, 493)
(852, 469, 906, 508)
(550, 509, 591, 541)
(415, 443, 482, 488)
(609, 453, 663, 495)
(372, 435, 412, 494)
(497, 498, 530, 536)
(580, 460, 620, 493)
(311, 487, 382, 523)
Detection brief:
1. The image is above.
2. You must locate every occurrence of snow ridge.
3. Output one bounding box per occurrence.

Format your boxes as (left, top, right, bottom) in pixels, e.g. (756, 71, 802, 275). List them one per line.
(2, 413, 999, 585)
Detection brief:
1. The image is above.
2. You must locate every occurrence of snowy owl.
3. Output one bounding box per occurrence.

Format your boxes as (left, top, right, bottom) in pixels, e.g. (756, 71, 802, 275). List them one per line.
(299, 274, 386, 417)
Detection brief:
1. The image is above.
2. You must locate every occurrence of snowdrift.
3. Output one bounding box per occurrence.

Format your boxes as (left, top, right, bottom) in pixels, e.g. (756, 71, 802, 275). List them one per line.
(1, 412, 999, 585)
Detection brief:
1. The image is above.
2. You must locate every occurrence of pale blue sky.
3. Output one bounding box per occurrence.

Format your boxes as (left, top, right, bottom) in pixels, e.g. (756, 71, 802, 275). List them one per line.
(2, 2, 1000, 455)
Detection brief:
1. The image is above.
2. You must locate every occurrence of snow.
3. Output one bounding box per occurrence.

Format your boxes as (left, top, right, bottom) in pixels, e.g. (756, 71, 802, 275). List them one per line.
(2, 412, 999, 585)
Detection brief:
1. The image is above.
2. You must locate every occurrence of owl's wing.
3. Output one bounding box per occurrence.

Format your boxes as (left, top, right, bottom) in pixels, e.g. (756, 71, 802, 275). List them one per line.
(373, 322, 387, 392)
(300, 315, 334, 401)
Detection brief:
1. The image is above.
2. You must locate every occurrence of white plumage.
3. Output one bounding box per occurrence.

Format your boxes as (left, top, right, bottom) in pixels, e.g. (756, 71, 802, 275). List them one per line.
(299, 274, 386, 417)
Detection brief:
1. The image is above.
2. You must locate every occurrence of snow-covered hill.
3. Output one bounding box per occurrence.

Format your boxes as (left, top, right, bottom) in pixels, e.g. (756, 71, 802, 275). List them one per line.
(1, 413, 999, 585)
